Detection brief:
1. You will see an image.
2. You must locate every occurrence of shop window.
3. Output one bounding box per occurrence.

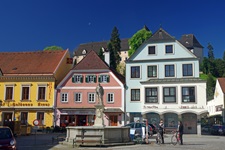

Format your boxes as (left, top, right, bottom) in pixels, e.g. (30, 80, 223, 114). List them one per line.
(145, 87, 158, 103)
(164, 113, 178, 128)
(37, 112, 44, 126)
(21, 112, 28, 125)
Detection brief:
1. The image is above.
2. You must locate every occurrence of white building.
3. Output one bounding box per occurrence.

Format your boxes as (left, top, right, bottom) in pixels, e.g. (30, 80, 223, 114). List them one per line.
(125, 28, 207, 134)
(207, 78, 225, 124)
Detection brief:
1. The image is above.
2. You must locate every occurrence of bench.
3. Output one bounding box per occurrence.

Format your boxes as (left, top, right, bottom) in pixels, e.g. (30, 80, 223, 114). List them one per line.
(52, 134, 66, 144)
(73, 134, 103, 148)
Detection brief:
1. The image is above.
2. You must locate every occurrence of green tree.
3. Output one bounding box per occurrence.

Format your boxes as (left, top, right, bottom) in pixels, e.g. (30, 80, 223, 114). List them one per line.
(206, 73, 216, 101)
(107, 27, 121, 70)
(98, 48, 104, 61)
(223, 51, 225, 61)
(213, 59, 225, 77)
(207, 43, 214, 60)
(44, 46, 63, 51)
(128, 25, 152, 57)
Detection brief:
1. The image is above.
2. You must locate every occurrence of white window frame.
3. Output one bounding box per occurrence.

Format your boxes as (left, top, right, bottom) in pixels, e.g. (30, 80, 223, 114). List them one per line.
(37, 84, 47, 100)
(165, 44, 174, 54)
(74, 93, 82, 102)
(99, 74, 109, 83)
(72, 75, 83, 83)
(21, 84, 31, 100)
(61, 93, 68, 103)
(88, 93, 95, 103)
(107, 93, 114, 103)
(4, 84, 15, 100)
(86, 75, 96, 83)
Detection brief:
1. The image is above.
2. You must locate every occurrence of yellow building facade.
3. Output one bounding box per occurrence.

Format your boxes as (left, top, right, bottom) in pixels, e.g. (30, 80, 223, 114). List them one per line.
(0, 50, 72, 134)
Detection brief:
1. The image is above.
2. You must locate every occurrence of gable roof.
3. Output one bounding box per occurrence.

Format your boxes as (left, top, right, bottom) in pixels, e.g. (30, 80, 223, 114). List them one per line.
(179, 34, 204, 49)
(73, 50, 109, 70)
(218, 78, 225, 94)
(72, 50, 125, 84)
(145, 28, 176, 43)
(0, 50, 68, 75)
(74, 38, 129, 56)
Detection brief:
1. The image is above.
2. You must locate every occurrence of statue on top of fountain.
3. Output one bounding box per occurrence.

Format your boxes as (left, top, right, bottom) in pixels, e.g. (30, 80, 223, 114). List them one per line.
(96, 83, 104, 105)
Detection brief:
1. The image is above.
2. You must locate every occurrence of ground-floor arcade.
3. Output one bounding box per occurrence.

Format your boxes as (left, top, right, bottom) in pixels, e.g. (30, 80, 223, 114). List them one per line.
(127, 110, 208, 134)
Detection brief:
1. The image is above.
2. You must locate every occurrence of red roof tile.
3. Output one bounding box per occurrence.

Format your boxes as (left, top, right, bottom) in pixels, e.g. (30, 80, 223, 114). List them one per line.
(218, 78, 225, 94)
(73, 50, 109, 70)
(0, 50, 68, 75)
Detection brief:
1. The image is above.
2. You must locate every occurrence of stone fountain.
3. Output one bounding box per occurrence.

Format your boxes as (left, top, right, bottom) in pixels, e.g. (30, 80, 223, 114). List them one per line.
(64, 83, 131, 147)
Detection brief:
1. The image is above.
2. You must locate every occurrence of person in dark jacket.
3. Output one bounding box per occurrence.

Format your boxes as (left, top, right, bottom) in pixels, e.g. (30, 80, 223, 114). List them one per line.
(158, 119, 164, 144)
(178, 121, 184, 145)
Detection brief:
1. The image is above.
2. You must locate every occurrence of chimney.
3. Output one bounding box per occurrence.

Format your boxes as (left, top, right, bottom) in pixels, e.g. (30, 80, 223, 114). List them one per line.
(104, 49, 110, 66)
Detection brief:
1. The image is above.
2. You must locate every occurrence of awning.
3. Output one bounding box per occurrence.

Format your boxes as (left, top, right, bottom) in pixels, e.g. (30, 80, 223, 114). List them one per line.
(104, 108, 123, 113)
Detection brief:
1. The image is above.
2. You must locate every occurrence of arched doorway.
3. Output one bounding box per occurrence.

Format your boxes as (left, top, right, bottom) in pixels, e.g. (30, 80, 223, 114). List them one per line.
(182, 113, 197, 134)
(164, 113, 178, 128)
(146, 112, 160, 127)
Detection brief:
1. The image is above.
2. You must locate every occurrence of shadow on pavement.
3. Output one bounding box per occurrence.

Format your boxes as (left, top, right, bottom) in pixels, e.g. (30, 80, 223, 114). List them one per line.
(16, 132, 66, 150)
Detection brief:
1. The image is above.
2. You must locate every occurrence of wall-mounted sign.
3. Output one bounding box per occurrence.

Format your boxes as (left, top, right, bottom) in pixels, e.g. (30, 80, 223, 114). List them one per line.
(33, 119, 39, 126)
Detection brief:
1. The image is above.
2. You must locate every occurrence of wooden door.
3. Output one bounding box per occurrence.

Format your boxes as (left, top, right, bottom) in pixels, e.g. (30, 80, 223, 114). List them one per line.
(109, 115, 118, 126)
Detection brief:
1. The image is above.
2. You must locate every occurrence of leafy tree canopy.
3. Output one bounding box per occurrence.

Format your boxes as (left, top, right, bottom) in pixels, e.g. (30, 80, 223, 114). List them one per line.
(44, 46, 63, 51)
(128, 26, 152, 57)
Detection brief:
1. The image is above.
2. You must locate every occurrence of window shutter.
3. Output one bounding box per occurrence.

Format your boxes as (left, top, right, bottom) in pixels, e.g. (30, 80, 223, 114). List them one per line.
(80, 75, 83, 83)
(98, 76, 101, 82)
(107, 75, 110, 82)
(72, 76, 75, 83)
(94, 75, 96, 83)
(85, 76, 88, 83)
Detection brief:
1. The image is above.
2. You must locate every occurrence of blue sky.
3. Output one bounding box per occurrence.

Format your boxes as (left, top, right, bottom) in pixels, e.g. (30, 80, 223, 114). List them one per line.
(0, 0, 225, 58)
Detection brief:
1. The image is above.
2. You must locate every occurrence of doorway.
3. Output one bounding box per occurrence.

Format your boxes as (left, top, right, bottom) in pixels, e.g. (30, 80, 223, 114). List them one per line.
(109, 115, 118, 126)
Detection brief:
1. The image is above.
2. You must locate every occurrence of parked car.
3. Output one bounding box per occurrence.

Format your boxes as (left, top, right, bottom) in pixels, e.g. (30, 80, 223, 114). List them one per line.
(124, 122, 153, 141)
(210, 124, 225, 135)
(201, 125, 211, 133)
(0, 126, 17, 150)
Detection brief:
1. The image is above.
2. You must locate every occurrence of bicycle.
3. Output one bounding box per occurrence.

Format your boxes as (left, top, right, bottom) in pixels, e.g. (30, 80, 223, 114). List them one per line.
(155, 130, 162, 145)
(171, 130, 181, 145)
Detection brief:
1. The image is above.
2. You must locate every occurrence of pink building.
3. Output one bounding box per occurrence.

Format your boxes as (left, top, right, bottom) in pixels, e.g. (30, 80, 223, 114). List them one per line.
(55, 50, 125, 127)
